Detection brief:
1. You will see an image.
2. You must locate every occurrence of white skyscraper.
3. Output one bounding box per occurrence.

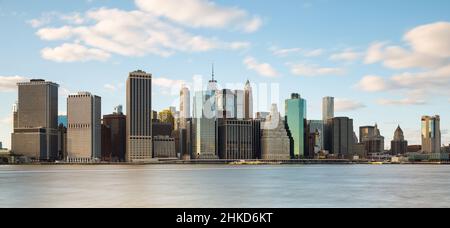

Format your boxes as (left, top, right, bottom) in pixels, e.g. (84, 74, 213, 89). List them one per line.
(67, 92, 101, 163)
(180, 85, 190, 129)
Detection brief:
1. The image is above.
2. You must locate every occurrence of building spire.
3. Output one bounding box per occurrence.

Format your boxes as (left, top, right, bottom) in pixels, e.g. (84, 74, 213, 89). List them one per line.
(211, 63, 215, 81)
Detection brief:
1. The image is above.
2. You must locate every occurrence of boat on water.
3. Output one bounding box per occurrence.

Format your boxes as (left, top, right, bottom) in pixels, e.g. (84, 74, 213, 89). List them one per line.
(369, 161, 384, 165)
(229, 160, 282, 165)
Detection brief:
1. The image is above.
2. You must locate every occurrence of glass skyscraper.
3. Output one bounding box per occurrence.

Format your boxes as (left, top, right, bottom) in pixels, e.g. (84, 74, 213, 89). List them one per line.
(285, 93, 307, 158)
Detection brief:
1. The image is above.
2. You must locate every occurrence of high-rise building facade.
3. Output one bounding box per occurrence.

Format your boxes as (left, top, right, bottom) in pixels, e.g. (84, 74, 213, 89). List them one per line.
(421, 115, 441, 153)
(216, 89, 236, 119)
(180, 85, 190, 129)
(359, 124, 385, 154)
(322, 97, 334, 122)
(322, 97, 334, 154)
(192, 90, 218, 159)
(153, 136, 176, 158)
(244, 80, 253, 119)
(102, 106, 126, 162)
(261, 104, 291, 160)
(308, 120, 324, 156)
(234, 90, 245, 119)
(218, 119, 260, 160)
(67, 92, 101, 162)
(11, 79, 59, 161)
(390, 125, 408, 155)
(331, 117, 354, 158)
(285, 93, 307, 158)
(126, 70, 153, 162)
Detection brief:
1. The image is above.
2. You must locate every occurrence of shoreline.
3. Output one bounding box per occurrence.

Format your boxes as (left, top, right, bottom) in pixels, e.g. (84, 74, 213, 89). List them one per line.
(1, 160, 449, 166)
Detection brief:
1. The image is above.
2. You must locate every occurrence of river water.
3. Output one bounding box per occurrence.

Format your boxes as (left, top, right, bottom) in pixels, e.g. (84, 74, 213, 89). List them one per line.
(0, 164, 449, 208)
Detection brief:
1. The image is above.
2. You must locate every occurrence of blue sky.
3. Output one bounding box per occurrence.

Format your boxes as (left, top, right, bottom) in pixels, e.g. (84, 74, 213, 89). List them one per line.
(1, 0, 450, 149)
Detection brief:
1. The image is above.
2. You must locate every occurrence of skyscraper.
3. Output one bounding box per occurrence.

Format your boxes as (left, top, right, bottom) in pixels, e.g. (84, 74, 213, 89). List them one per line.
(359, 124, 385, 154)
(322, 97, 334, 122)
(261, 104, 291, 160)
(126, 70, 153, 162)
(244, 80, 253, 119)
(102, 106, 126, 162)
(322, 96, 334, 154)
(331, 117, 354, 158)
(390, 125, 408, 155)
(192, 90, 218, 159)
(218, 119, 259, 160)
(421, 115, 441, 153)
(180, 85, 190, 128)
(11, 79, 59, 161)
(67, 92, 101, 163)
(308, 120, 324, 155)
(234, 89, 245, 119)
(285, 93, 307, 158)
(216, 89, 235, 119)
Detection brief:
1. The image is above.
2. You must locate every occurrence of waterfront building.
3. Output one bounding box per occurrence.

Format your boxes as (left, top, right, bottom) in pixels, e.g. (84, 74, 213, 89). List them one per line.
(234, 89, 245, 119)
(67, 92, 101, 163)
(390, 125, 408, 155)
(101, 124, 112, 161)
(352, 143, 367, 159)
(102, 106, 126, 162)
(359, 124, 385, 154)
(11, 79, 59, 161)
(322, 97, 334, 154)
(180, 85, 190, 129)
(218, 119, 260, 160)
(407, 145, 422, 153)
(261, 104, 291, 160)
(192, 90, 218, 159)
(158, 109, 175, 130)
(126, 70, 153, 162)
(153, 136, 176, 158)
(285, 93, 307, 158)
(244, 80, 253, 119)
(421, 115, 441, 153)
(57, 124, 67, 160)
(331, 117, 354, 158)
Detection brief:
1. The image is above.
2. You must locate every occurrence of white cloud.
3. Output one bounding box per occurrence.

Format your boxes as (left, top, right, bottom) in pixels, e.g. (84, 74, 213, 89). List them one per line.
(330, 49, 362, 62)
(41, 43, 111, 62)
(290, 63, 345, 77)
(335, 98, 366, 112)
(135, 0, 262, 33)
(60, 12, 85, 25)
(33, 7, 250, 62)
(0, 76, 28, 92)
(355, 75, 391, 92)
(243, 57, 278, 78)
(270, 47, 302, 57)
(405, 21, 450, 58)
(153, 77, 185, 89)
(304, 49, 324, 57)
(365, 22, 450, 69)
(377, 98, 426, 106)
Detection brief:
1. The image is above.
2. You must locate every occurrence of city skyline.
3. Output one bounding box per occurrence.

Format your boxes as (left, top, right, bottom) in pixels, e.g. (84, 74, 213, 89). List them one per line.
(1, 0, 450, 149)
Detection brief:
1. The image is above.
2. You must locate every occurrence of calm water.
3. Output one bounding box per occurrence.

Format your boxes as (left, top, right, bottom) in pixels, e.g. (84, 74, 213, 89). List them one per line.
(0, 164, 449, 208)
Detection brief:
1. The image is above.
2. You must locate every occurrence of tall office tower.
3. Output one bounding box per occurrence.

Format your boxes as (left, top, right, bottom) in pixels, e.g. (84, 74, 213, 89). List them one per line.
(308, 120, 324, 154)
(421, 115, 441, 153)
(192, 90, 218, 159)
(261, 104, 291, 160)
(322, 96, 334, 154)
(180, 85, 190, 128)
(103, 106, 126, 162)
(11, 79, 59, 161)
(207, 64, 218, 91)
(244, 80, 253, 119)
(67, 92, 101, 163)
(217, 89, 236, 119)
(322, 97, 334, 122)
(234, 90, 245, 119)
(126, 70, 153, 162)
(359, 124, 385, 154)
(218, 119, 259, 160)
(285, 93, 307, 158)
(331, 117, 354, 158)
(256, 112, 270, 120)
(390, 125, 408, 155)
